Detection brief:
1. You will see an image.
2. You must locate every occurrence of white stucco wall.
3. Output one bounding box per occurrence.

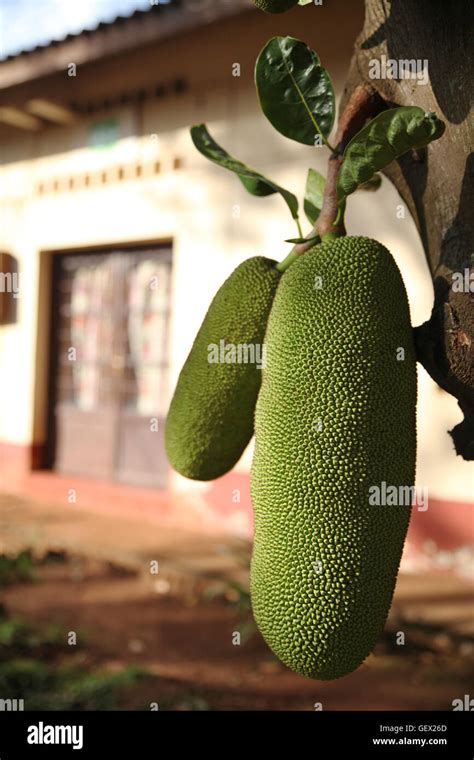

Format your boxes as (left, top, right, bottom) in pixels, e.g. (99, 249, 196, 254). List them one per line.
(0, 81, 471, 502)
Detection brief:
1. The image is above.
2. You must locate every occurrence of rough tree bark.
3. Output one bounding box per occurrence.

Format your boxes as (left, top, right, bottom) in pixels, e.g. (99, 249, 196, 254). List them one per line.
(335, 0, 473, 460)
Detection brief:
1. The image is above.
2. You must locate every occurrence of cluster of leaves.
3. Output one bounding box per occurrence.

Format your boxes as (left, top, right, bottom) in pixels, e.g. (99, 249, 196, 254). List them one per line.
(191, 35, 444, 245)
(0, 550, 143, 710)
(0, 613, 64, 652)
(0, 657, 143, 711)
(0, 550, 35, 586)
(0, 604, 144, 710)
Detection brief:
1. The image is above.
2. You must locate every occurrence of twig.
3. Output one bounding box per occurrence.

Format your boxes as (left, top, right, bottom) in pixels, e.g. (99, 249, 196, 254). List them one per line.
(278, 85, 384, 272)
(285, 84, 385, 263)
(316, 83, 384, 237)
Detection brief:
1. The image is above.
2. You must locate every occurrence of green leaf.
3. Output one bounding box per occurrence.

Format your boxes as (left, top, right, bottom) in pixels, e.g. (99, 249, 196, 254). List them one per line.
(337, 107, 445, 201)
(298, 0, 313, 5)
(357, 173, 382, 192)
(255, 36, 335, 146)
(304, 168, 326, 224)
(191, 124, 299, 218)
(285, 235, 320, 244)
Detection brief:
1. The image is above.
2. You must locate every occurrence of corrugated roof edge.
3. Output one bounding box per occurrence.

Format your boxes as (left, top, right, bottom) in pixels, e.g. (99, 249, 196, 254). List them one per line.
(0, 2, 178, 62)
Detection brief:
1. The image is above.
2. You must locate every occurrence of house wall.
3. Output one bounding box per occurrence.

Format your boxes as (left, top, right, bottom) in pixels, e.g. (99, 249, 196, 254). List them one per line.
(0, 4, 471, 533)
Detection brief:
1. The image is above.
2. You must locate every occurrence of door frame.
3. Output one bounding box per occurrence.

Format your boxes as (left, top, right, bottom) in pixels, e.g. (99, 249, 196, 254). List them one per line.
(35, 238, 174, 477)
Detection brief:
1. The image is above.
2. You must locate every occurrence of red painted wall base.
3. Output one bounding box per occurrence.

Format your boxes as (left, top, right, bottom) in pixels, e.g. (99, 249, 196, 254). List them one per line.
(1, 441, 472, 575)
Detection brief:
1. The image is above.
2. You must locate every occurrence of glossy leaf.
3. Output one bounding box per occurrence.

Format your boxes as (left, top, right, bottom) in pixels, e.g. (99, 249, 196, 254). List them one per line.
(285, 235, 320, 244)
(357, 173, 382, 192)
(304, 168, 326, 224)
(337, 107, 445, 201)
(255, 36, 335, 146)
(191, 124, 299, 218)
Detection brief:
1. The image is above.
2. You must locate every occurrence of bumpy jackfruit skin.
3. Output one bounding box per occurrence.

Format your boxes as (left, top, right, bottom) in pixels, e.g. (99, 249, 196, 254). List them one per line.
(165, 257, 281, 481)
(251, 237, 417, 680)
(254, 0, 299, 12)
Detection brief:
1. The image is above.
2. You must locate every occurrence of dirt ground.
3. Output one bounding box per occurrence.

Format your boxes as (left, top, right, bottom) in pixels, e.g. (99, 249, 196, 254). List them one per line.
(1, 493, 473, 711)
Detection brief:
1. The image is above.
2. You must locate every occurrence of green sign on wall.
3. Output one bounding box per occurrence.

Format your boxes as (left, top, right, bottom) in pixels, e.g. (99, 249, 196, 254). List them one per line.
(88, 119, 120, 149)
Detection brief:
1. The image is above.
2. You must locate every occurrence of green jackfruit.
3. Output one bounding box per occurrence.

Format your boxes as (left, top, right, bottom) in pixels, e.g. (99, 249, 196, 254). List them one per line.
(254, 0, 299, 13)
(251, 237, 417, 680)
(166, 257, 281, 481)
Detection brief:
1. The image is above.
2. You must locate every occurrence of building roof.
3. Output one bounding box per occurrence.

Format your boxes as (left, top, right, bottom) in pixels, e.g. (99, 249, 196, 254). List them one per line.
(0, 3, 179, 62)
(0, 0, 253, 90)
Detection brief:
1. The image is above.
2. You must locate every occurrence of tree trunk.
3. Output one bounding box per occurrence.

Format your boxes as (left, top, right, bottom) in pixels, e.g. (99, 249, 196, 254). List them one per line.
(340, 0, 473, 459)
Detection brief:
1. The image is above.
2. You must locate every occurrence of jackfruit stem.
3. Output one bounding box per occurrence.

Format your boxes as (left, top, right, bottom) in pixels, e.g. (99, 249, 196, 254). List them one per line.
(277, 87, 377, 272)
(316, 85, 382, 238)
(277, 231, 322, 272)
(276, 249, 300, 273)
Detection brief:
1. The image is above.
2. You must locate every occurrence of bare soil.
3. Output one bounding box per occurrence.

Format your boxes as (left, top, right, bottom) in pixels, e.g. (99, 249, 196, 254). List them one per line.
(1, 493, 472, 711)
(1, 554, 472, 711)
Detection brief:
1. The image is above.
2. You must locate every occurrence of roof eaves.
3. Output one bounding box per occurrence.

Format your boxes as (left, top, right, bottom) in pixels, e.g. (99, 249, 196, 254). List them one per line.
(0, 3, 176, 62)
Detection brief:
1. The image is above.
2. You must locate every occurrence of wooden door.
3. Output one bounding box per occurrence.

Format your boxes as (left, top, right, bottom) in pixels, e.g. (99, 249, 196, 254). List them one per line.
(51, 247, 172, 487)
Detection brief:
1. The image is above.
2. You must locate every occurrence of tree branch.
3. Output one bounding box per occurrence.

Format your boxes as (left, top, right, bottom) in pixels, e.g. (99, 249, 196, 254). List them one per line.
(316, 83, 385, 237)
(338, 0, 474, 460)
(285, 84, 385, 265)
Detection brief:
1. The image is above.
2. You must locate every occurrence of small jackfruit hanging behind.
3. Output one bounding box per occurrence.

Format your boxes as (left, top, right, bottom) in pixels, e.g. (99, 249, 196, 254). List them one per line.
(165, 257, 280, 481)
(250, 237, 417, 679)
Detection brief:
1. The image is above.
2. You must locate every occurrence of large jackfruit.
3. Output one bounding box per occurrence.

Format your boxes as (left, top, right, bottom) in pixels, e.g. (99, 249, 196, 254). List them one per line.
(254, 0, 299, 12)
(251, 237, 417, 680)
(166, 257, 280, 481)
